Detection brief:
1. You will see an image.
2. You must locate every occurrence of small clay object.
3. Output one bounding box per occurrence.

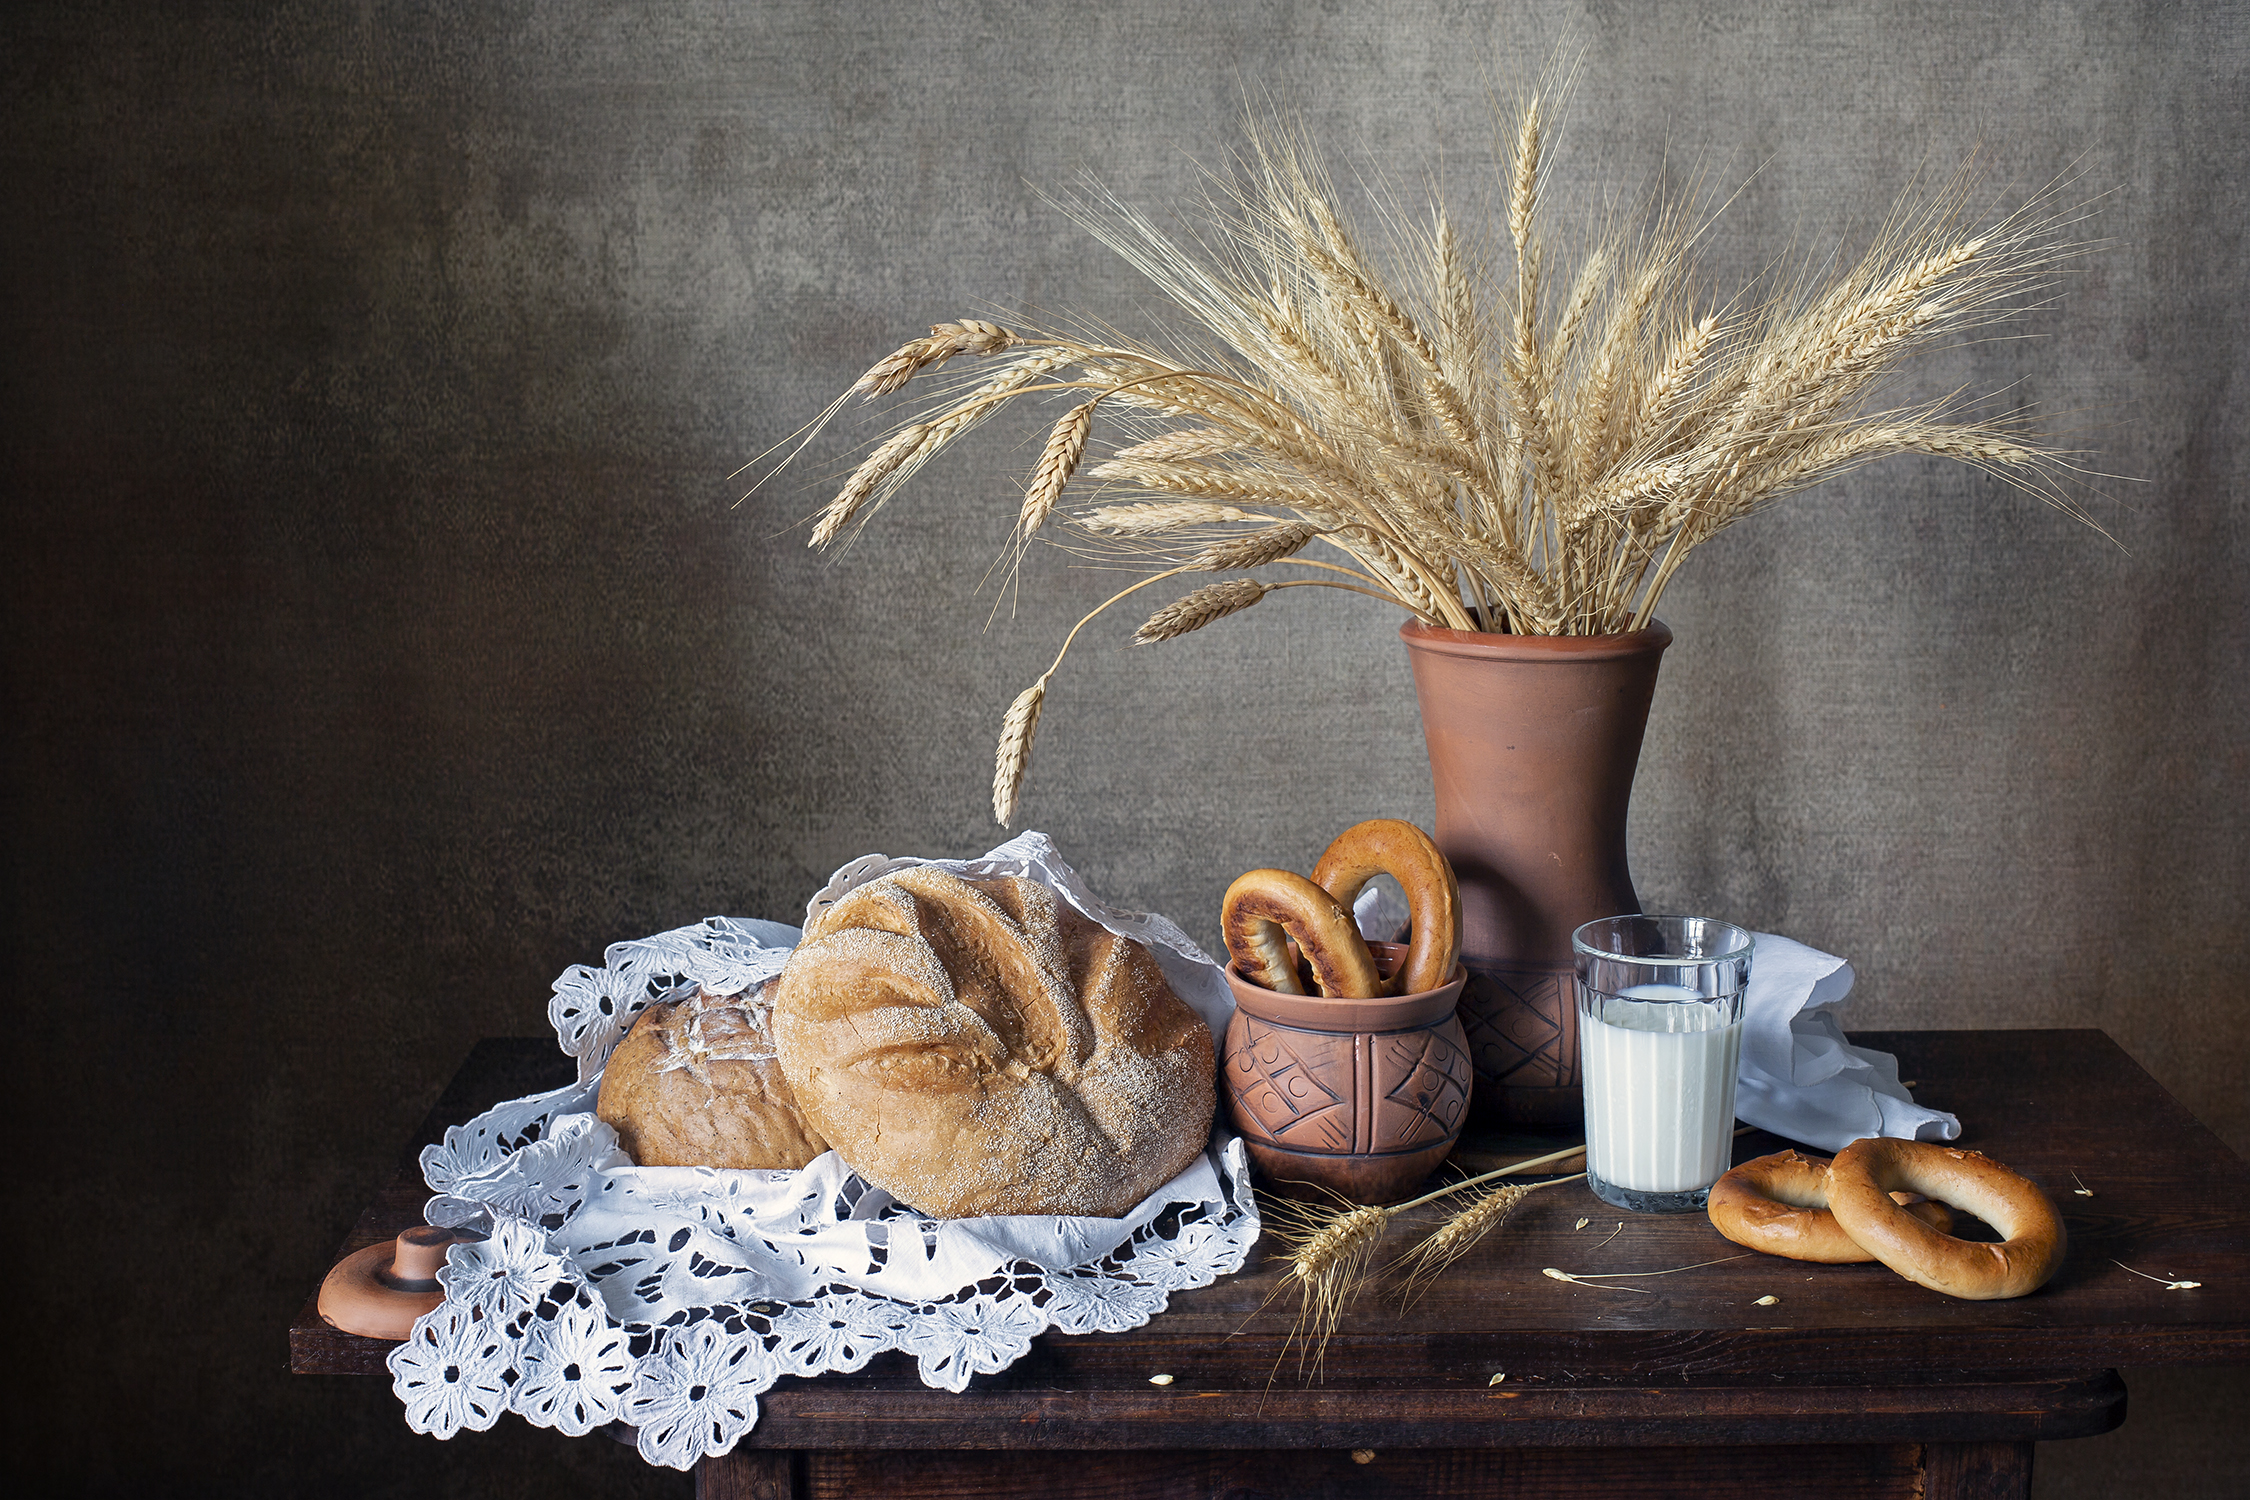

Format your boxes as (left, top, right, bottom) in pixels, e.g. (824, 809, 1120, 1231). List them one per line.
(317, 1224, 484, 1340)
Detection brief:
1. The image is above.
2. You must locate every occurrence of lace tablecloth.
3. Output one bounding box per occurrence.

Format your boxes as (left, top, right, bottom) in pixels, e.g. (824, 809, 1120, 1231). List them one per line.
(388, 833, 1260, 1469)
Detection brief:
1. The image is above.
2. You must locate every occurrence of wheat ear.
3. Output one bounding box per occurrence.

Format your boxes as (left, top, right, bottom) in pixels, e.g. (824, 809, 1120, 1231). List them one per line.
(991, 674, 1049, 826)
(1110, 425, 1241, 462)
(1632, 312, 1720, 444)
(1133, 579, 1271, 643)
(1397, 1182, 1537, 1298)
(1187, 522, 1321, 571)
(1327, 524, 1465, 629)
(987, 567, 1192, 823)
(811, 423, 929, 546)
(1264, 1142, 1588, 1372)
(1135, 575, 1411, 645)
(1087, 457, 1347, 513)
(1019, 400, 1096, 539)
(1081, 502, 1267, 535)
(1268, 1198, 1391, 1378)
(854, 319, 1019, 397)
(885, 350, 1078, 500)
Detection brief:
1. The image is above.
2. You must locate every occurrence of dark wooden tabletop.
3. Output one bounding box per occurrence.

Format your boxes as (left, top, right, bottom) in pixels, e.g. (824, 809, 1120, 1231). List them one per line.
(295, 1028, 2248, 1455)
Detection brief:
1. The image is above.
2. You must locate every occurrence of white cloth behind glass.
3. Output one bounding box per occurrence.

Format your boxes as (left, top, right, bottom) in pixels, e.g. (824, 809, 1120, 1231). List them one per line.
(1734, 931, 1959, 1152)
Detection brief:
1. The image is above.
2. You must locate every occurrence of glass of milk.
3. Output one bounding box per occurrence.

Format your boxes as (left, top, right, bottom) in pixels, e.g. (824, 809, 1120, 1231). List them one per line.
(1571, 915, 1755, 1213)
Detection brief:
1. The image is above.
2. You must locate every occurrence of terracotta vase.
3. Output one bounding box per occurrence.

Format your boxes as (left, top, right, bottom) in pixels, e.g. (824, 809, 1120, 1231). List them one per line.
(1221, 942, 1472, 1204)
(1398, 620, 1673, 1126)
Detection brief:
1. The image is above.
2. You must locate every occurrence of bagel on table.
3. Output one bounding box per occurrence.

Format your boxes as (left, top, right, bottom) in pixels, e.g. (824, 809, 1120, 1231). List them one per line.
(1823, 1137, 2067, 1300)
(1707, 1149, 1955, 1264)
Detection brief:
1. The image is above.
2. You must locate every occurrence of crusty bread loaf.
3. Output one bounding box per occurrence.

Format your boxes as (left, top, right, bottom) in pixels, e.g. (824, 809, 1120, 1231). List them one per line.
(772, 868, 1216, 1218)
(596, 985, 830, 1170)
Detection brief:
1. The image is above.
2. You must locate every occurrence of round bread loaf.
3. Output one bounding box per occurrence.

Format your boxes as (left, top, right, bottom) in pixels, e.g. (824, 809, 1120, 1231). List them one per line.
(772, 868, 1217, 1219)
(596, 985, 831, 1170)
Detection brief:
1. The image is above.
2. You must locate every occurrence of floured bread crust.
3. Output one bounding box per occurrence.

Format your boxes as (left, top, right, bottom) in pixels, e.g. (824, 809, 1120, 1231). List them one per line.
(772, 868, 1217, 1219)
(596, 985, 830, 1169)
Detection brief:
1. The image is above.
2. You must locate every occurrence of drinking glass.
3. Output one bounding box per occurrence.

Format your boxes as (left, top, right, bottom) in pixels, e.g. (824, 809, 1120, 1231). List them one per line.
(1572, 915, 1754, 1213)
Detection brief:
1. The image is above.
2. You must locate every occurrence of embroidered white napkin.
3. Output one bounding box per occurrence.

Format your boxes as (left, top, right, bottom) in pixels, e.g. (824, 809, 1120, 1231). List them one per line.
(1731, 931, 1961, 1152)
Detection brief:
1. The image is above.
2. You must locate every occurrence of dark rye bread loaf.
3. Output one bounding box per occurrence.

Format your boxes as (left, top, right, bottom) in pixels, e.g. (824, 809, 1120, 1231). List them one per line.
(771, 868, 1216, 1219)
(596, 985, 830, 1170)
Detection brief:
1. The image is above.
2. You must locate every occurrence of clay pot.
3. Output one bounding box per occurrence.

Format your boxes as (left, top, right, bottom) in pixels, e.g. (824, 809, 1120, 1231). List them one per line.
(1221, 942, 1472, 1204)
(1398, 620, 1673, 1127)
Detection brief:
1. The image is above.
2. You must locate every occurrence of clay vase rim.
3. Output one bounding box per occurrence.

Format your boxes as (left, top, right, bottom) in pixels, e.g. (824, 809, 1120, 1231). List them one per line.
(1224, 944, 1468, 1032)
(1399, 617, 1673, 664)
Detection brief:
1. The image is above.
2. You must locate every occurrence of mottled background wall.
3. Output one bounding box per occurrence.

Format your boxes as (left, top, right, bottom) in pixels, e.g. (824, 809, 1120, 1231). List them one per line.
(6, 2, 2243, 1494)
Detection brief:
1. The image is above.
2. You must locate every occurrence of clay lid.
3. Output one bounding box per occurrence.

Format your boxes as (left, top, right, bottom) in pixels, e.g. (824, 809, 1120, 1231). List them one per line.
(316, 1225, 483, 1340)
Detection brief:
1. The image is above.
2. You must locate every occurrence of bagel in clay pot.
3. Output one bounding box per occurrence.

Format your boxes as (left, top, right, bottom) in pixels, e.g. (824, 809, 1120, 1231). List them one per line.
(771, 867, 1216, 1220)
(1311, 818, 1461, 996)
(1222, 818, 1461, 998)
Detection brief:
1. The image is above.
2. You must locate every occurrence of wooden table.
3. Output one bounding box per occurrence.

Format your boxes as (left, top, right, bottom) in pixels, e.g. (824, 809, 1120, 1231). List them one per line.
(294, 1030, 2250, 1498)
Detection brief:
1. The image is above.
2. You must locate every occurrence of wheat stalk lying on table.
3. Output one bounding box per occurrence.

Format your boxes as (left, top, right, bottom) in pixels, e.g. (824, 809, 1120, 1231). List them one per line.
(753, 89, 2098, 825)
(1264, 1142, 1590, 1373)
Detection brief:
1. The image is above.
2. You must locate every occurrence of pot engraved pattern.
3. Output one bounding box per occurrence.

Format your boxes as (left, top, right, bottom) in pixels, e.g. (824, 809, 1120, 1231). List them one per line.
(1458, 965, 1575, 1090)
(1223, 1015, 1472, 1158)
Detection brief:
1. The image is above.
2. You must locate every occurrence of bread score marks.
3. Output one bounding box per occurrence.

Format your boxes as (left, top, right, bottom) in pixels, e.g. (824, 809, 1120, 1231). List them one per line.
(651, 987, 782, 1079)
(594, 989, 831, 1170)
(774, 868, 1217, 1219)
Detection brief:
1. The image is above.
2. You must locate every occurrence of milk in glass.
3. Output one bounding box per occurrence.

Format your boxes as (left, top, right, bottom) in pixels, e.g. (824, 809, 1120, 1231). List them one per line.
(1580, 983, 1745, 1196)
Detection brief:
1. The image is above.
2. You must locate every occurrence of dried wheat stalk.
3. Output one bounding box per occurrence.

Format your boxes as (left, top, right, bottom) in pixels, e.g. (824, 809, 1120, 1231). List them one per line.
(1018, 401, 1095, 539)
(991, 673, 1049, 826)
(1262, 1144, 1589, 1374)
(760, 86, 2095, 822)
(1082, 501, 1266, 535)
(853, 319, 1018, 397)
(1112, 425, 1241, 463)
(1187, 522, 1321, 572)
(1133, 579, 1271, 644)
(1396, 1182, 1536, 1300)
(810, 423, 929, 547)
(1266, 1199, 1390, 1376)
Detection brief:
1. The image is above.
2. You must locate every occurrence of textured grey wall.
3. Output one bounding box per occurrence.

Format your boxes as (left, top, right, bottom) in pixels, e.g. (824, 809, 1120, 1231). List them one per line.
(6, 2, 2243, 1494)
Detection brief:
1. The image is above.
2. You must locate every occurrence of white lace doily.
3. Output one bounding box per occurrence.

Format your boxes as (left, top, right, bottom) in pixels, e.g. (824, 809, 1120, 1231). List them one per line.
(389, 833, 1260, 1470)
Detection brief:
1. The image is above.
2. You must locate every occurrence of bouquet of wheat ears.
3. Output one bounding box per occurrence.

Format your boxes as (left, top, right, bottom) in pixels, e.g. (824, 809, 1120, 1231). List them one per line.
(755, 91, 2094, 828)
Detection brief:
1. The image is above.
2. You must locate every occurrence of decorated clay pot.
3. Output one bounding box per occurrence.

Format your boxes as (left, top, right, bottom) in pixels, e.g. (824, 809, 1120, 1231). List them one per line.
(1398, 619, 1672, 1126)
(1222, 942, 1472, 1204)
